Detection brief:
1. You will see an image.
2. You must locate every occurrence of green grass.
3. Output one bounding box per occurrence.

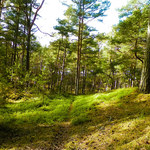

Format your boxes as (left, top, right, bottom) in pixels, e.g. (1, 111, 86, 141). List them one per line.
(65, 87, 150, 149)
(71, 88, 136, 125)
(0, 87, 150, 149)
(0, 95, 72, 126)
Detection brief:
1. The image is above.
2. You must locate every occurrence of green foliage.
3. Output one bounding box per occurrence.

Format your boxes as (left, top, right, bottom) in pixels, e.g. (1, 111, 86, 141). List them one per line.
(1, 0, 147, 94)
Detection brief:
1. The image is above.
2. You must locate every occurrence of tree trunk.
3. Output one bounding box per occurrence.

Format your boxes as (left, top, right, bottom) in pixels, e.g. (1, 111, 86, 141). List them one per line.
(75, 1, 84, 95)
(139, 10, 150, 93)
(14, 14, 19, 63)
(25, 0, 45, 71)
(54, 40, 61, 91)
(26, 28, 31, 71)
(76, 18, 81, 95)
(91, 77, 96, 93)
(60, 45, 67, 93)
(5, 41, 8, 66)
(82, 66, 86, 94)
(0, 0, 5, 20)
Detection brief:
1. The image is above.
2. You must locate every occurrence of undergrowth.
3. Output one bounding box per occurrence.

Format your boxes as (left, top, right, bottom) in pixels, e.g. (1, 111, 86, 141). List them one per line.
(71, 88, 137, 125)
(0, 87, 150, 149)
(0, 94, 72, 126)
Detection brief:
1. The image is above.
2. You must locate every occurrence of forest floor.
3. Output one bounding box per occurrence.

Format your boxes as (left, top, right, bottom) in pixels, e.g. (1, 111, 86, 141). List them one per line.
(0, 87, 150, 149)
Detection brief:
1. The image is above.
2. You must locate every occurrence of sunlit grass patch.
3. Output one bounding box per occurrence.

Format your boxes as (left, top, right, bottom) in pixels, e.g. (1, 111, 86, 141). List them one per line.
(96, 87, 137, 101)
(70, 95, 96, 125)
(1, 87, 150, 149)
(65, 87, 150, 149)
(116, 117, 150, 149)
(71, 88, 138, 125)
(0, 95, 72, 126)
(66, 116, 150, 150)
(0, 94, 73, 149)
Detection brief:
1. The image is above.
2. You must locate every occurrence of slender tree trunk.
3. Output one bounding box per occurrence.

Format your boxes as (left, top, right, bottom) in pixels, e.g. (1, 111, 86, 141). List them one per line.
(0, 0, 5, 20)
(98, 78, 102, 92)
(11, 52, 14, 66)
(82, 66, 86, 94)
(76, 1, 84, 95)
(26, 28, 31, 71)
(22, 45, 25, 72)
(5, 41, 8, 66)
(60, 45, 67, 93)
(140, 11, 150, 93)
(25, 0, 45, 71)
(76, 18, 81, 95)
(14, 15, 19, 63)
(54, 41, 61, 91)
(26, 2, 32, 72)
(110, 59, 115, 90)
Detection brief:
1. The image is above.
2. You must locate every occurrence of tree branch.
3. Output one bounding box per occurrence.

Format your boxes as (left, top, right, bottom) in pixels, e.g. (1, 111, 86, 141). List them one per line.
(34, 24, 53, 37)
(30, 0, 45, 29)
(135, 52, 143, 63)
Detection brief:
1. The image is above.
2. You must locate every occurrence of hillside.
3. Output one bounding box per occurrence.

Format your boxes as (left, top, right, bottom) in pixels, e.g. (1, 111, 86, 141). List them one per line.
(0, 88, 150, 149)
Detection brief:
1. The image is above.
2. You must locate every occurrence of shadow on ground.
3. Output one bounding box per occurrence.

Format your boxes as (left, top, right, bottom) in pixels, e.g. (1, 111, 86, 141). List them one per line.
(0, 90, 150, 149)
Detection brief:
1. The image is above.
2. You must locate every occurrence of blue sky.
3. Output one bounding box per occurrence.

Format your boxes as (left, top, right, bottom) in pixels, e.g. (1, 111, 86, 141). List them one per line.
(35, 0, 128, 46)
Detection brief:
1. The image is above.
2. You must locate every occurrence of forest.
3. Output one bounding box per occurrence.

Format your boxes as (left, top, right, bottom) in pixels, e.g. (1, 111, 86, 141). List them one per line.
(0, 0, 150, 149)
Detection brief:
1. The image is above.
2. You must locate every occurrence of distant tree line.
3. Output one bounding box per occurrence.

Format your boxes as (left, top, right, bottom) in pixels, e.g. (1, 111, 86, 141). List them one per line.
(0, 0, 150, 94)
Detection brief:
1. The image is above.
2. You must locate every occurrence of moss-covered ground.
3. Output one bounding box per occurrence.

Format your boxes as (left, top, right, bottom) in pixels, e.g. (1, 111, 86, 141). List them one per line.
(0, 87, 150, 149)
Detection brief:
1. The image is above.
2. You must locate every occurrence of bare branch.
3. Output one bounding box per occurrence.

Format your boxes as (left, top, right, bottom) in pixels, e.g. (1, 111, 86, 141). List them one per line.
(30, 0, 45, 29)
(135, 52, 143, 63)
(34, 24, 53, 37)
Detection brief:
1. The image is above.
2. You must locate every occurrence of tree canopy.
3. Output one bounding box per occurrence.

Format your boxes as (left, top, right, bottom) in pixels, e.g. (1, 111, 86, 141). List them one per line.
(0, 0, 150, 94)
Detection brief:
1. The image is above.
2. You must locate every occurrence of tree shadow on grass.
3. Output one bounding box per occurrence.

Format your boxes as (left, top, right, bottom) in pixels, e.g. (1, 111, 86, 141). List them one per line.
(0, 122, 62, 149)
(0, 95, 75, 149)
(63, 92, 150, 149)
(0, 91, 150, 149)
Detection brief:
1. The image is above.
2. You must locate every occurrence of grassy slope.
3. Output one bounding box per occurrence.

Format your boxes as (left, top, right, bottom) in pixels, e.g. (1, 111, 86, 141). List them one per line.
(0, 88, 150, 149)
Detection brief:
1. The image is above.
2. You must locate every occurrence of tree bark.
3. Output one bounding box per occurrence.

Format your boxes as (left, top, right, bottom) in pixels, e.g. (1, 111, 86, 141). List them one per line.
(76, 17, 81, 95)
(25, 0, 45, 71)
(76, 0, 84, 95)
(13, 13, 19, 63)
(139, 9, 150, 93)
(0, 0, 5, 20)
(82, 66, 86, 94)
(60, 45, 67, 93)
